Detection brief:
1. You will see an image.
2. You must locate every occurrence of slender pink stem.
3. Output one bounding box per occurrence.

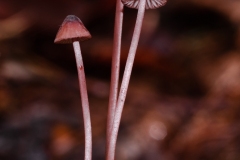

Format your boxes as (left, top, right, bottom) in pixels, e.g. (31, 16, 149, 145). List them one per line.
(73, 41, 92, 160)
(106, 0, 124, 158)
(107, 0, 146, 159)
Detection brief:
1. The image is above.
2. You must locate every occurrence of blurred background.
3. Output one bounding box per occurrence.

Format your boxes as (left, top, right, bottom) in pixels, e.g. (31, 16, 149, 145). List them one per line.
(0, 0, 240, 159)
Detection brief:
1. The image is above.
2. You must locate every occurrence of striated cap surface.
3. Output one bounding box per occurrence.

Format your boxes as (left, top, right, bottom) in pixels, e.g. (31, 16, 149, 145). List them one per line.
(54, 15, 91, 44)
(122, 0, 167, 9)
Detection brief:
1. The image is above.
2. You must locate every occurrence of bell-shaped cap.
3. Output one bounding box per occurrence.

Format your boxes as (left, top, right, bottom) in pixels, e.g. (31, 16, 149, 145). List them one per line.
(54, 15, 91, 44)
(122, 0, 167, 9)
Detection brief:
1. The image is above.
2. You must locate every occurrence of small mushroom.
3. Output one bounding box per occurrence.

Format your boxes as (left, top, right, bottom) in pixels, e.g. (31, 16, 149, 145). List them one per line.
(54, 15, 92, 160)
(107, 0, 167, 159)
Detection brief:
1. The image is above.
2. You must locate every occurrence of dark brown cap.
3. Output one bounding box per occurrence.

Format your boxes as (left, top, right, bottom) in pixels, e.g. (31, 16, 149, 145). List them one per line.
(122, 0, 167, 9)
(54, 15, 91, 44)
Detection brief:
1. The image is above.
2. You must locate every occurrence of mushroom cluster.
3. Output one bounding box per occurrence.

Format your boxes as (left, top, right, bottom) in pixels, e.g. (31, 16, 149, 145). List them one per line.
(54, 0, 167, 159)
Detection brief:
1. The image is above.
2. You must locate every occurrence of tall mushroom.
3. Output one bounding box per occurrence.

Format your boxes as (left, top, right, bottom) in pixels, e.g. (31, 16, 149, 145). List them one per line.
(106, 0, 167, 160)
(54, 15, 92, 160)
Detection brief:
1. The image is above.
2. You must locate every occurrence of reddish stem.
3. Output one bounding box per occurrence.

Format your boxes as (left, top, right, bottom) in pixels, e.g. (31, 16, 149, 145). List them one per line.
(106, 0, 124, 159)
(107, 0, 146, 159)
(73, 41, 92, 160)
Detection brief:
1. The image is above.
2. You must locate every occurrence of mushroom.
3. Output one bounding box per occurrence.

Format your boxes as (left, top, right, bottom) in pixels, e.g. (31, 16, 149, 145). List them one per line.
(106, 0, 167, 160)
(54, 15, 92, 160)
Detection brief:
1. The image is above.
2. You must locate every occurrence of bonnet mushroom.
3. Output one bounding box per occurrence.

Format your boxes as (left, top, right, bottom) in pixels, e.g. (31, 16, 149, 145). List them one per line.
(54, 15, 92, 160)
(106, 0, 167, 159)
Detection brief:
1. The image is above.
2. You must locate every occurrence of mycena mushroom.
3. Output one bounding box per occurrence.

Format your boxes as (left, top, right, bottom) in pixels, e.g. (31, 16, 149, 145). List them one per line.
(107, 0, 167, 159)
(54, 15, 92, 160)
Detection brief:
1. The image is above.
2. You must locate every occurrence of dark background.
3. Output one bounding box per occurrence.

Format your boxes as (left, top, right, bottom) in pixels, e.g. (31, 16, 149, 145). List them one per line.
(0, 0, 240, 159)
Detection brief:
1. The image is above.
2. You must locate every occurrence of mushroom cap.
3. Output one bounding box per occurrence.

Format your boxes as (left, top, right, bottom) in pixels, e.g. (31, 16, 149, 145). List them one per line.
(122, 0, 167, 9)
(54, 15, 91, 44)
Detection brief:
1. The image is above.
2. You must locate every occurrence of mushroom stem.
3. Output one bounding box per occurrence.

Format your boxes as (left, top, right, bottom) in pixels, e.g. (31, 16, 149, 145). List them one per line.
(106, 0, 124, 157)
(107, 0, 146, 159)
(73, 41, 92, 160)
